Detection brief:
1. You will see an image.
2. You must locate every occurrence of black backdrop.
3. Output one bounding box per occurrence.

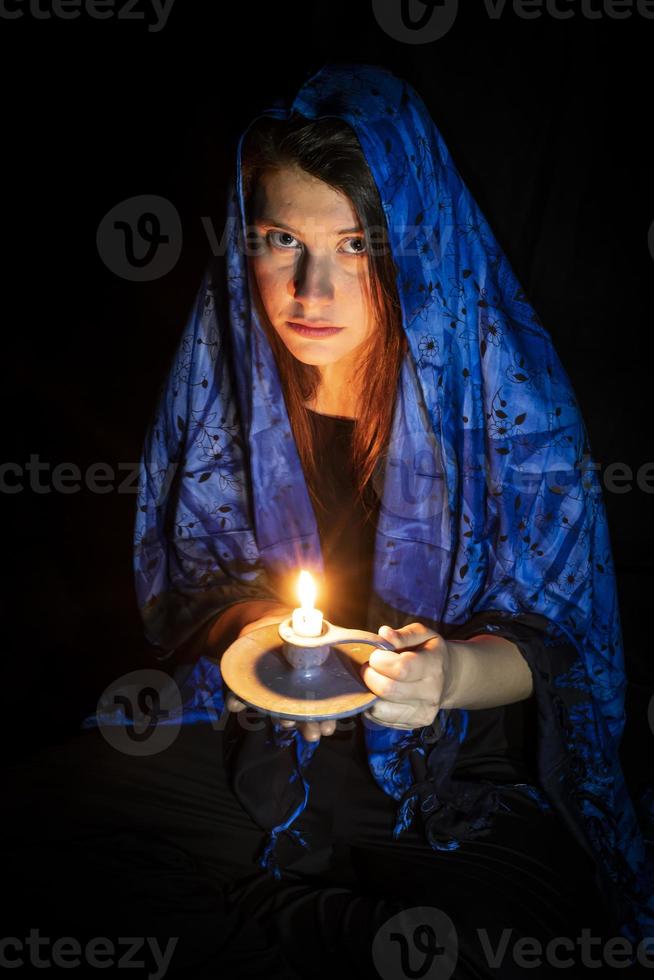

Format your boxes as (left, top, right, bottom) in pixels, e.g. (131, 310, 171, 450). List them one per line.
(1, 2, 652, 810)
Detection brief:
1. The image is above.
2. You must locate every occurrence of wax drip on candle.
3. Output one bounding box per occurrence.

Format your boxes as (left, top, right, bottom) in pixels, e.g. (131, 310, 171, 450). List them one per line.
(291, 569, 323, 637)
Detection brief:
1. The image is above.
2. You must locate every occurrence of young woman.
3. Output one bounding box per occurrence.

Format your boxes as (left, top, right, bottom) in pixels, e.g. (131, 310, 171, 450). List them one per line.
(4, 62, 652, 979)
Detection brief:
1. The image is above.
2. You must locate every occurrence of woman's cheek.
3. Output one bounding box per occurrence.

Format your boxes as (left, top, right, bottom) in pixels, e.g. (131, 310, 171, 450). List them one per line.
(252, 260, 284, 312)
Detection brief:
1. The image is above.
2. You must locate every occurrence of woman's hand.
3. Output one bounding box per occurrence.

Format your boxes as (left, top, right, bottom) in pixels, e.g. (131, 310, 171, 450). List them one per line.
(224, 610, 337, 743)
(359, 623, 454, 730)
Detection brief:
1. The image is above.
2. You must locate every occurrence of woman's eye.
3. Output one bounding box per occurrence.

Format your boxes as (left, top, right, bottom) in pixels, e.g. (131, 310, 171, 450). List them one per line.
(267, 231, 301, 250)
(340, 237, 367, 255)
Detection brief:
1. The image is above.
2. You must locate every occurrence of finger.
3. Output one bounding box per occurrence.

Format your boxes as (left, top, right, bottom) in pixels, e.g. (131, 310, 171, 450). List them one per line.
(226, 693, 246, 712)
(320, 719, 336, 736)
(368, 648, 426, 682)
(300, 721, 322, 741)
(379, 624, 439, 649)
(377, 625, 403, 649)
(360, 663, 425, 703)
(270, 712, 296, 728)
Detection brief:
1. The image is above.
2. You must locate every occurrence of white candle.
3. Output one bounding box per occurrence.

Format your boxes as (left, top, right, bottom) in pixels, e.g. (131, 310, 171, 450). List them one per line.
(291, 569, 323, 637)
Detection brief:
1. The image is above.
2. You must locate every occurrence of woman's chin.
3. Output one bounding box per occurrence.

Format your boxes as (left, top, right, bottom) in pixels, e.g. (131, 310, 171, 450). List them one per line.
(285, 345, 341, 367)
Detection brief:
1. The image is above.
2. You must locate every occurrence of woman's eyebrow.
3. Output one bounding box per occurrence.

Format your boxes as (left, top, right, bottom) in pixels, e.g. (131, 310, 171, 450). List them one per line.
(258, 216, 363, 235)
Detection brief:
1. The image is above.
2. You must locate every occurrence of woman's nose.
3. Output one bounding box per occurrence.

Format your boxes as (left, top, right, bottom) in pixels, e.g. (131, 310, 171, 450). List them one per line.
(291, 252, 335, 301)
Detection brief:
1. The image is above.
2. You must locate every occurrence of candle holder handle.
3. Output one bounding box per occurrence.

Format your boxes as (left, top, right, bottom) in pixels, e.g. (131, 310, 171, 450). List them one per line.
(278, 618, 397, 654)
(322, 627, 397, 652)
(277, 618, 397, 671)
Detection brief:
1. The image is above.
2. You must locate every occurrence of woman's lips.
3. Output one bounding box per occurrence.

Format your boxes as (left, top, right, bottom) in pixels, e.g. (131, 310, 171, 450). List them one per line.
(286, 320, 344, 338)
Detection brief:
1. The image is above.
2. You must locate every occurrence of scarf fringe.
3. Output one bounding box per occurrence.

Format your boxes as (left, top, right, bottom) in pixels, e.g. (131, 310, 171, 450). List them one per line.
(257, 826, 310, 881)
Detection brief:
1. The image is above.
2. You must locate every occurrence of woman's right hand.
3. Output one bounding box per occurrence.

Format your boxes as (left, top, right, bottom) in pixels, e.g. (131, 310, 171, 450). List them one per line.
(225, 610, 337, 742)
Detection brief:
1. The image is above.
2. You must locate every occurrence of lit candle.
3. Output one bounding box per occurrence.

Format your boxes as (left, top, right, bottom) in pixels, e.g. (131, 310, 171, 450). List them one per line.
(291, 569, 324, 637)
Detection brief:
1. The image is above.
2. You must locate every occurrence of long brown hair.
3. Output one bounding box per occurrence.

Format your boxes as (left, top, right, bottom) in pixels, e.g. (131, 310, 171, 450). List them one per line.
(240, 112, 407, 521)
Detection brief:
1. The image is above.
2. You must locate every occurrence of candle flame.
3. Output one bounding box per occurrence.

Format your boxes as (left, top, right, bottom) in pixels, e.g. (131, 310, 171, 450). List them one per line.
(297, 569, 316, 609)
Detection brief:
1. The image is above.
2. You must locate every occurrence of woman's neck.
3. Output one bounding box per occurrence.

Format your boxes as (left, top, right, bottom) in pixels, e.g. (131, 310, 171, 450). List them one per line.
(305, 360, 361, 420)
(304, 394, 358, 421)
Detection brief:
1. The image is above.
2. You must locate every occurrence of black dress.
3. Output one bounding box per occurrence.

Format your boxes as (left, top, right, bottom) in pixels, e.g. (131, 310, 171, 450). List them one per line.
(0, 409, 610, 980)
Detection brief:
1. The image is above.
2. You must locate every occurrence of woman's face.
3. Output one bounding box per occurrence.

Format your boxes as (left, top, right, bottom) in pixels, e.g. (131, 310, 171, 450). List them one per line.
(248, 165, 376, 377)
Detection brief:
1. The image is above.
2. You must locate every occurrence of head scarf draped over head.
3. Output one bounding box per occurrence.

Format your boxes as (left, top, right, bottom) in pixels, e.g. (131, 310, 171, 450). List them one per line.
(117, 63, 653, 942)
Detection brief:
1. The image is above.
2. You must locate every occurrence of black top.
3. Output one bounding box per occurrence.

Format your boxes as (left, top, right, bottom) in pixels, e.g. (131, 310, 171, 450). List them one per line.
(306, 408, 380, 632)
(307, 408, 537, 784)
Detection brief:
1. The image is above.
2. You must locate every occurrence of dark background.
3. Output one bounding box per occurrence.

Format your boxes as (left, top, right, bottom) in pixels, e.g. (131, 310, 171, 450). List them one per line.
(1, 2, 652, 812)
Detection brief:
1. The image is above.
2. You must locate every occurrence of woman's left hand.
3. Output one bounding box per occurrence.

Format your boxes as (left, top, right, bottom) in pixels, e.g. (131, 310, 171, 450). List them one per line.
(360, 623, 454, 730)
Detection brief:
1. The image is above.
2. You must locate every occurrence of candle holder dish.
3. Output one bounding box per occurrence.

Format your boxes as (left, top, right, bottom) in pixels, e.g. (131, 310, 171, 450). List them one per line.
(219, 617, 397, 721)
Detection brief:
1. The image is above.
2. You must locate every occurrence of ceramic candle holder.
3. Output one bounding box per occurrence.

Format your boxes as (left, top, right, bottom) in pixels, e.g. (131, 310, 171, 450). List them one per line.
(221, 618, 399, 721)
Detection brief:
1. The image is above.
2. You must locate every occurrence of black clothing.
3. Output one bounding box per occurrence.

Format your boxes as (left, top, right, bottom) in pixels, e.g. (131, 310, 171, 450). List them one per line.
(3, 719, 609, 980)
